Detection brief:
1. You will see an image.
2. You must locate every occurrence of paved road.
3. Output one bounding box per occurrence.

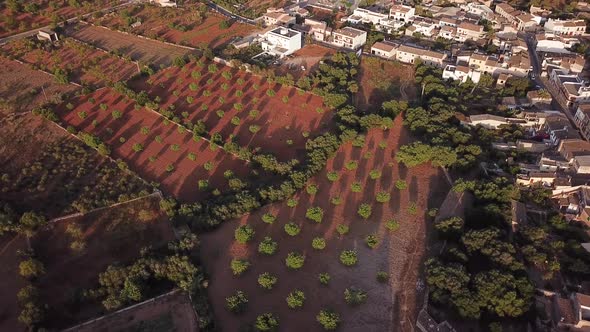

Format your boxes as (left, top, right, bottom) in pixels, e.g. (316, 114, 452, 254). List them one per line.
(205, 1, 256, 25)
(0, 0, 136, 45)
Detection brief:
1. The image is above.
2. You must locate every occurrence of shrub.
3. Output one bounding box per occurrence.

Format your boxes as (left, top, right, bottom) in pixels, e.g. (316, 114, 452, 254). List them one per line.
(369, 169, 381, 180)
(258, 237, 278, 255)
(282, 96, 289, 103)
(234, 224, 255, 244)
(345, 161, 358, 170)
(191, 71, 201, 79)
(306, 207, 324, 223)
(235, 90, 243, 97)
(132, 143, 143, 152)
(408, 202, 418, 215)
(231, 116, 241, 126)
(363, 152, 373, 159)
(19, 258, 44, 278)
(230, 259, 250, 276)
(344, 288, 367, 306)
(285, 252, 305, 269)
(266, 89, 276, 97)
(99, 103, 108, 110)
(149, 156, 157, 163)
(385, 219, 399, 232)
(140, 126, 149, 135)
(376, 191, 391, 203)
(284, 222, 300, 236)
(306, 184, 318, 195)
(287, 198, 298, 208)
(357, 203, 372, 219)
(233, 103, 243, 111)
(111, 110, 122, 119)
(249, 110, 259, 118)
(189, 82, 198, 91)
(255, 313, 279, 332)
(261, 213, 276, 224)
(216, 110, 225, 118)
(378, 141, 388, 149)
(155, 135, 163, 143)
(165, 164, 174, 172)
(395, 180, 408, 190)
(198, 179, 209, 191)
(336, 224, 349, 236)
(203, 161, 214, 171)
(286, 290, 305, 309)
(225, 290, 248, 313)
(351, 182, 362, 193)
(317, 310, 340, 330)
(312, 237, 326, 250)
(365, 234, 378, 249)
(376, 271, 389, 283)
(77, 111, 87, 119)
(187, 152, 196, 161)
(339, 250, 358, 266)
(249, 125, 260, 133)
(330, 196, 342, 206)
(170, 144, 180, 152)
(257, 272, 277, 290)
(319, 273, 331, 285)
(326, 171, 339, 182)
(186, 96, 194, 104)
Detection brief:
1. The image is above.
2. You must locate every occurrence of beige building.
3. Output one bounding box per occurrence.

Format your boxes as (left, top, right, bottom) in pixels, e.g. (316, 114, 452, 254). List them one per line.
(395, 44, 447, 68)
(331, 27, 367, 50)
(262, 11, 296, 27)
(370, 41, 397, 59)
(545, 19, 586, 36)
(456, 21, 484, 42)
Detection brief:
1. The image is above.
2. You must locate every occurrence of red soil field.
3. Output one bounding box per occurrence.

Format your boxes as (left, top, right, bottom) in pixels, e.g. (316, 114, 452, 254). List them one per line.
(0, 0, 118, 38)
(0, 234, 29, 332)
(275, 44, 336, 80)
(0, 56, 78, 113)
(67, 24, 196, 68)
(355, 56, 417, 112)
(92, 3, 256, 51)
(200, 116, 450, 331)
(132, 60, 332, 161)
(1, 38, 139, 87)
(67, 290, 199, 332)
(32, 195, 177, 330)
(57, 88, 255, 202)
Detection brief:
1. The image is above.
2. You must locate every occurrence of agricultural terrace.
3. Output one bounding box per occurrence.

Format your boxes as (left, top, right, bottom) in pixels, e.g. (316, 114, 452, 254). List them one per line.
(0, 0, 118, 38)
(355, 57, 417, 112)
(66, 24, 195, 68)
(131, 59, 332, 161)
(0, 113, 150, 218)
(0, 234, 29, 332)
(69, 290, 198, 332)
(0, 57, 78, 114)
(57, 88, 258, 202)
(1, 38, 139, 87)
(91, 2, 256, 51)
(211, 0, 289, 19)
(201, 116, 449, 331)
(30, 195, 176, 330)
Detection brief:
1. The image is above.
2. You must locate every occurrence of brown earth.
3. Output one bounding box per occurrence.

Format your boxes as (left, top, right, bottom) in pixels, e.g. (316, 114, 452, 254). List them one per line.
(130, 59, 332, 162)
(0, 234, 29, 332)
(67, 290, 199, 332)
(56, 88, 257, 202)
(275, 44, 337, 80)
(32, 195, 177, 330)
(0, 56, 79, 114)
(1, 38, 139, 87)
(66, 23, 196, 68)
(200, 115, 450, 331)
(355, 57, 417, 112)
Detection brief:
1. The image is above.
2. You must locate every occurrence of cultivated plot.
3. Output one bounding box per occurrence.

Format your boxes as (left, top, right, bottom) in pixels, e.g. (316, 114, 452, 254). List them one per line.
(200, 116, 449, 331)
(132, 60, 332, 161)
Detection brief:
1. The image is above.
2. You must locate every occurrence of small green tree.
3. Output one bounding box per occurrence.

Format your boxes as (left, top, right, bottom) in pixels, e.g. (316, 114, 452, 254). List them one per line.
(376, 271, 389, 283)
(234, 224, 255, 244)
(287, 198, 298, 208)
(111, 110, 122, 119)
(132, 143, 143, 152)
(286, 290, 306, 309)
(306, 184, 318, 195)
(369, 170, 381, 180)
(395, 180, 408, 190)
(376, 191, 391, 203)
(226, 290, 248, 313)
(357, 203, 372, 219)
(365, 234, 379, 249)
(261, 213, 276, 224)
(336, 224, 349, 236)
(345, 161, 358, 170)
(344, 287, 367, 306)
(312, 237, 326, 250)
(230, 258, 250, 276)
(385, 219, 399, 232)
(258, 272, 278, 290)
(306, 207, 324, 223)
(284, 222, 301, 236)
(339, 250, 358, 266)
(317, 310, 340, 330)
(255, 313, 279, 331)
(326, 171, 339, 182)
(319, 273, 331, 285)
(19, 258, 45, 278)
(258, 237, 278, 255)
(351, 182, 362, 193)
(285, 252, 305, 269)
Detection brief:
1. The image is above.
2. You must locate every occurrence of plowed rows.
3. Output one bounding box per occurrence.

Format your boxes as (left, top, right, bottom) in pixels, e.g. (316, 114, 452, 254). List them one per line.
(57, 88, 255, 202)
(132, 60, 332, 161)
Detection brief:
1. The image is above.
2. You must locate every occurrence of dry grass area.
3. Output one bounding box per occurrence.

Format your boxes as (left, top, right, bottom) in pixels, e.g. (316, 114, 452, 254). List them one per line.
(201, 116, 449, 331)
(355, 57, 417, 112)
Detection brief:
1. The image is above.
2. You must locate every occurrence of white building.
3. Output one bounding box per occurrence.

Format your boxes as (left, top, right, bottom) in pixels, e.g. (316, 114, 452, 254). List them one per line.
(443, 65, 481, 83)
(347, 8, 389, 25)
(545, 19, 586, 36)
(461, 2, 494, 20)
(37, 29, 58, 42)
(390, 4, 415, 22)
(331, 27, 367, 50)
(292, 18, 331, 42)
(152, 0, 177, 7)
(549, 69, 590, 107)
(456, 21, 484, 42)
(261, 27, 302, 57)
(370, 41, 397, 59)
(396, 44, 447, 68)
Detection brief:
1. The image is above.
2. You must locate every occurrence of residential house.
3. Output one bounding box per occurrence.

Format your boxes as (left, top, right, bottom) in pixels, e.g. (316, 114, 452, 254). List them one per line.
(347, 8, 389, 25)
(574, 104, 590, 140)
(152, 0, 177, 7)
(370, 41, 397, 59)
(545, 19, 586, 36)
(467, 52, 531, 77)
(439, 16, 459, 28)
(261, 27, 302, 57)
(37, 29, 58, 42)
(574, 156, 590, 174)
(405, 17, 438, 37)
(545, 114, 581, 146)
(514, 12, 537, 31)
(438, 25, 457, 40)
(573, 293, 590, 327)
(494, 2, 536, 31)
(330, 27, 367, 50)
(395, 44, 447, 68)
(456, 21, 485, 42)
(443, 65, 481, 83)
(495, 3, 519, 22)
(497, 73, 511, 86)
(389, 4, 415, 22)
(536, 32, 582, 54)
(517, 139, 549, 153)
(292, 18, 330, 42)
(461, 2, 494, 20)
(549, 69, 590, 107)
(541, 54, 586, 77)
(526, 90, 553, 107)
(262, 11, 296, 27)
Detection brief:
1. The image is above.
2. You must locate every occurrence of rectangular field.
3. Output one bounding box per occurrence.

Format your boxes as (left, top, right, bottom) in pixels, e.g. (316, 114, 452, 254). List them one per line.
(1, 38, 139, 87)
(200, 116, 449, 331)
(91, 2, 256, 51)
(131, 60, 332, 161)
(66, 24, 196, 68)
(0, 57, 78, 114)
(31, 195, 177, 330)
(57, 88, 257, 202)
